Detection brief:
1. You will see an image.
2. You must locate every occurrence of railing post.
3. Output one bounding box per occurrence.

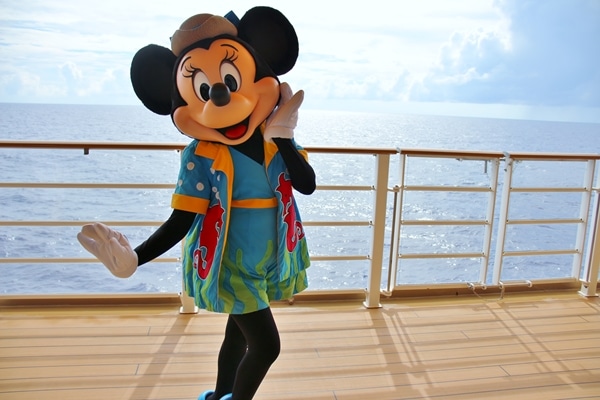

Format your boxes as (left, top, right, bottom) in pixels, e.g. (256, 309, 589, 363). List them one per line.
(480, 158, 500, 283)
(493, 154, 513, 285)
(364, 153, 390, 309)
(386, 152, 406, 294)
(179, 289, 199, 314)
(573, 160, 596, 278)
(580, 185, 600, 297)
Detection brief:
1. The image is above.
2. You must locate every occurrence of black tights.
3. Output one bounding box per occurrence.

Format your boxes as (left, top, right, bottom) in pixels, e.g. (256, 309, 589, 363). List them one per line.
(208, 307, 280, 400)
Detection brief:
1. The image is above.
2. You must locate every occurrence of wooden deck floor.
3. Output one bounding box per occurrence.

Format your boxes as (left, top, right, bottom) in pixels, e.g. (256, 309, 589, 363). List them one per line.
(1, 291, 599, 400)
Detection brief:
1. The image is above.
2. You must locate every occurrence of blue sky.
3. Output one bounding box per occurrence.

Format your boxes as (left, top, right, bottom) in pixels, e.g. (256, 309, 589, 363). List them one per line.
(1, 0, 599, 122)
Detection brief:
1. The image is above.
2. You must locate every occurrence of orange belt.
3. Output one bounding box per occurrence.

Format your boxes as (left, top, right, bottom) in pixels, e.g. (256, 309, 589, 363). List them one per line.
(231, 198, 278, 208)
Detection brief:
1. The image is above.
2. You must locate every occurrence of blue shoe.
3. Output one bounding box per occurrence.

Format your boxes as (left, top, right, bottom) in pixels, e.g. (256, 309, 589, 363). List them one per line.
(198, 391, 214, 400)
(198, 391, 232, 400)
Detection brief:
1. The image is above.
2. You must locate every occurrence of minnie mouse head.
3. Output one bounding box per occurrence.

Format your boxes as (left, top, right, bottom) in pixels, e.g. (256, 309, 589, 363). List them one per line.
(130, 6, 298, 146)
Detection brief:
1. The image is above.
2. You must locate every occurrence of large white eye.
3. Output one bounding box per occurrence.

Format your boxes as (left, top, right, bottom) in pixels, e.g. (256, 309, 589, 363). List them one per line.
(192, 71, 210, 102)
(221, 62, 241, 92)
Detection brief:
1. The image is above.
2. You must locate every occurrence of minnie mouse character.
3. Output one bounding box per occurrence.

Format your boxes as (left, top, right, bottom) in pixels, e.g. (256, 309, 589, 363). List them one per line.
(77, 7, 315, 400)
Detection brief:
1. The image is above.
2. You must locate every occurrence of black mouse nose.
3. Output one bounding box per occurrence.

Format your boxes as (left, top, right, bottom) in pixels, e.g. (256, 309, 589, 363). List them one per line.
(209, 83, 231, 107)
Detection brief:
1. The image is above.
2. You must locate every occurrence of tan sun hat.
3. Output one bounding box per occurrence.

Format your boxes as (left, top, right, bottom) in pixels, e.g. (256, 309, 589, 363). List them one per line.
(170, 13, 237, 56)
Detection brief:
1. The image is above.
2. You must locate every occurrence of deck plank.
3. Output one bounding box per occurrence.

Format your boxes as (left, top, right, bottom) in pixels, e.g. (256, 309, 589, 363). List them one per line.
(1, 292, 599, 399)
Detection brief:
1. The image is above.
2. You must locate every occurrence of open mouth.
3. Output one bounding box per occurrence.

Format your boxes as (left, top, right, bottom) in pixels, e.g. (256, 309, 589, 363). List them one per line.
(217, 117, 250, 140)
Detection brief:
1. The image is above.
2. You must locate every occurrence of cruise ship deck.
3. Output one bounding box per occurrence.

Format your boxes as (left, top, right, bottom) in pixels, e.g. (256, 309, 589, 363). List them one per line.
(1, 291, 600, 400)
(1, 141, 599, 399)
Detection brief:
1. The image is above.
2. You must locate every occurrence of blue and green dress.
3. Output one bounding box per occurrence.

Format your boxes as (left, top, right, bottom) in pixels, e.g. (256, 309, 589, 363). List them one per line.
(171, 138, 310, 314)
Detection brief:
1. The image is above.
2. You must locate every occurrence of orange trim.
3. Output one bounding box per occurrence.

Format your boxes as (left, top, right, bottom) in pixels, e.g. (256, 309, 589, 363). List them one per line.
(298, 148, 309, 161)
(171, 194, 210, 214)
(194, 141, 220, 158)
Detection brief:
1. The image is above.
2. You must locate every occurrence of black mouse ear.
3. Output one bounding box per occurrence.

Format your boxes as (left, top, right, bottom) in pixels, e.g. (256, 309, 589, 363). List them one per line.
(130, 44, 176, 115)
(237, 6, 298, 75)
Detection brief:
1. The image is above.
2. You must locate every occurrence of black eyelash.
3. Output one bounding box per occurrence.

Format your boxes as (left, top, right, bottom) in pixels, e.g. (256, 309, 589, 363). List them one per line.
(181, 49, 237, 78)
(182, 64, 199, 78)
(224, 49, 238, 63)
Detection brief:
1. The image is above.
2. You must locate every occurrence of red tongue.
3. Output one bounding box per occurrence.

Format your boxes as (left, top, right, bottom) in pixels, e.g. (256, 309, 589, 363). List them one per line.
(225, 124, 247, 139)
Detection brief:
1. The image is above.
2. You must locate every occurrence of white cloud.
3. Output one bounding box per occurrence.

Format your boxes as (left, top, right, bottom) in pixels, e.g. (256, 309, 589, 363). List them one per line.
(0, 68, 66, 99)
(61, 62, 83, 82)
(411, 0, 600, 107)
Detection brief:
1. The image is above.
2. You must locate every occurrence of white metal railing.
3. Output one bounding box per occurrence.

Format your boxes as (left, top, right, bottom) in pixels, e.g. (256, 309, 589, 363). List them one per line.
(0, 141, 395, 307)
(387, 149, 504, 294)
(387, 149, 600, 300)
(494, 153, 599, 296)
(0, 140, 598, 308)
(0, 141, 183, 265)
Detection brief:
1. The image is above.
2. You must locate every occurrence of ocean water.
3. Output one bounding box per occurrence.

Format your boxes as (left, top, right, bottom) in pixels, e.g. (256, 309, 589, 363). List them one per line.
(0, 103, 599, 294)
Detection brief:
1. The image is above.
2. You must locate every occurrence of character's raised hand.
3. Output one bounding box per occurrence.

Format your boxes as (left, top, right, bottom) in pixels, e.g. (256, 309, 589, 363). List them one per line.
(264, 82, 304, 142)
(77, 222, 138, 278)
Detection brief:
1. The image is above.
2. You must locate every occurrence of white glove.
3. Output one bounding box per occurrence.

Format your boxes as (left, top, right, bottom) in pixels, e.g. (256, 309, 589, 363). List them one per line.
(263, 82, 304, 143)
(77, 222, 138, 278)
